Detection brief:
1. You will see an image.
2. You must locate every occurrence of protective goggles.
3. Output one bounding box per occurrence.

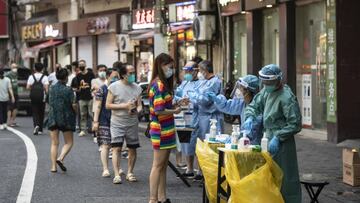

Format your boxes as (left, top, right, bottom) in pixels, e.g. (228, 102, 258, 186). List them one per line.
(258, 71, 282, 81)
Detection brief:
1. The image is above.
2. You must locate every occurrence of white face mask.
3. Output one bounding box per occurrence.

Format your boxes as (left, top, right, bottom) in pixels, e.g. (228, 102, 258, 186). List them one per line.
(12, 69, 17, 73)
(98, 71, 106, 79)
(197, 72, 205, 80)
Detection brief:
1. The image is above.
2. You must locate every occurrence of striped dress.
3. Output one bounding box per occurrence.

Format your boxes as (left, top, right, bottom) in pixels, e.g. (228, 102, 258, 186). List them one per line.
(149, 79, 176, 150)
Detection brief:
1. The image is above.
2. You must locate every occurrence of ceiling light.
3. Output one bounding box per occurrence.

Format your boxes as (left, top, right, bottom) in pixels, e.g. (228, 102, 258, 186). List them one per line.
(266, 4, 273, 8)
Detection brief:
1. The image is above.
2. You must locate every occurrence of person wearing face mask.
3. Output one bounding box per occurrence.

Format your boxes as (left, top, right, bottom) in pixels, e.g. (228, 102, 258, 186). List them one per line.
(5, 63, 19, 127)
(173, 60, 202, 178)
(244, 64, 302, 203)
(92, 69, 118, 178)
(106, 63, 142, 184)
(207, 75, 263, 145)
(47, 68, 77, 172)
(91, 64, 108, 143)
(73, 59, 95, 137)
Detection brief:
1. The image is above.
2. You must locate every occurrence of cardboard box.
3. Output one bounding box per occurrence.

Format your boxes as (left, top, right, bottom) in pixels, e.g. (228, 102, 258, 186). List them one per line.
(343, 163, 360, 186)
(343, 148, 360, 165)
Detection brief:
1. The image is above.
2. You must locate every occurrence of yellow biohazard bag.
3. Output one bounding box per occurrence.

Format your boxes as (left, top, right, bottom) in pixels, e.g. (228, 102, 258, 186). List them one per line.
(196, 139, 226, 203)
(225, 151, 284, 203)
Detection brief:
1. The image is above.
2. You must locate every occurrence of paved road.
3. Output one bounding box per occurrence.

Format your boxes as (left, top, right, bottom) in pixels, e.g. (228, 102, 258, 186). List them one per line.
(0, 116, 202, 203)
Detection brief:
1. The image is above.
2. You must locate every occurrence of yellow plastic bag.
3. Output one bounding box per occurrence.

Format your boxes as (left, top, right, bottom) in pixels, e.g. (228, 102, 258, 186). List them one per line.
(225, 151, 284, 203)
(196, 139, 226, 203)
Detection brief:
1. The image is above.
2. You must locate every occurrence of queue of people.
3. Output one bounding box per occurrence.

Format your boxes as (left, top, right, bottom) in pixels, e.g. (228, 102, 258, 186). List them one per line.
(0, 52, 302, 203)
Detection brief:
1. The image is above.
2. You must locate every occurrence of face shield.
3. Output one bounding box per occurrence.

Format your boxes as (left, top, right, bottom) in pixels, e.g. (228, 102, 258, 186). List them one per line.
(230, 79, 249, 98)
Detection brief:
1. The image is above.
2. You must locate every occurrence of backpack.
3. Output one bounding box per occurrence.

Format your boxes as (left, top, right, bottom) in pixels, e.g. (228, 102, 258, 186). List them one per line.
(30, 74, 45, 103)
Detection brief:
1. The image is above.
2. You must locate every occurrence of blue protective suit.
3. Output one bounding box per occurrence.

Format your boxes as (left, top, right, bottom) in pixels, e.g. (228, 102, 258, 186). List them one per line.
(189, 76, 224, 140)
(214, 95, 263, 145)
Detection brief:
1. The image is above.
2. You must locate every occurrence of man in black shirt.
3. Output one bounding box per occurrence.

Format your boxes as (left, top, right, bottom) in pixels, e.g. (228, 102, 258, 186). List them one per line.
(72, 59, 95, 136)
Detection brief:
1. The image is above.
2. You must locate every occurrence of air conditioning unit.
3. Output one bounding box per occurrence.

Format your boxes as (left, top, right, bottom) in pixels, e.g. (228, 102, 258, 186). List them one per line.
(117, 34, 134, 53)
(193, 15, 215, 41)
(196, 0, 212, 11)
(120, 14, 132, 32)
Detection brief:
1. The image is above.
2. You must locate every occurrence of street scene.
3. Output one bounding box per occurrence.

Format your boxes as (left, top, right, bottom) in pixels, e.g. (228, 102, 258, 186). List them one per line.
(0, 0, 360, 203)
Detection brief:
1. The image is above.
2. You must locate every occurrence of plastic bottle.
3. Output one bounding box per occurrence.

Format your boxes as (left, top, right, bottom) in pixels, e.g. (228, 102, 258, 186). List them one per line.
(209, 119, 217, 142)
(261, 132, 269, 152)
(238, 131, 250, 150)
(231, 125, 238, 149)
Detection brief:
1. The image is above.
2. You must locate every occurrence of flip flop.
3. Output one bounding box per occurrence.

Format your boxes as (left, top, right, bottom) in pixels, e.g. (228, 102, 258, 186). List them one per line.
(56, 160, 67, 172)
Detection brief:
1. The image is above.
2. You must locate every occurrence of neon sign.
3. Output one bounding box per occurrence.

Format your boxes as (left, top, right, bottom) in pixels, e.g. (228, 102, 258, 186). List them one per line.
(132, 8, 155, 29)
(176, 3, 195, 22)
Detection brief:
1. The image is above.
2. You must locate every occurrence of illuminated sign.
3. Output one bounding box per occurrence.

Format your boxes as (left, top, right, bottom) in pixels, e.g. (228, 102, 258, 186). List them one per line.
(45, 25, 59, 38)
(22, 22, 43, 41)
(176, 2, 195, 22)
(87, 17, 110, 34)
(219, 0, 240, 6)
(132, 8, 155, 29)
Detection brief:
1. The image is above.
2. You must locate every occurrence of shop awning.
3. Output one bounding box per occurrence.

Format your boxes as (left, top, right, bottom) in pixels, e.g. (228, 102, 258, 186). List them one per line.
(29, 40, 64, 50)
(130, 31, 154, 40)
(170, 24, 192, 33)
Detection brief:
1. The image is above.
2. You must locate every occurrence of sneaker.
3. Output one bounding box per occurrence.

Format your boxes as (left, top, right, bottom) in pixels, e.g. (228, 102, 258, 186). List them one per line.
(193, 174, 203, 181)
(0, 125, 4, 130)
(113, 176, 122, 184)
(176, 163, 187, 170)
(38, 131, 42, 135)
(79, 131, 86, 137)
(33, 126, 39, 135)
(93, 137, 97, 144)
(121, 151, 128, 159)
(3, 124, 7, 130)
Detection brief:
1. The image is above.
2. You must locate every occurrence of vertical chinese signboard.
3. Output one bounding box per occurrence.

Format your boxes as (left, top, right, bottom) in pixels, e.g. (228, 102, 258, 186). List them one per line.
(326, 0, 337, 122)
(0, 1, 8, 38)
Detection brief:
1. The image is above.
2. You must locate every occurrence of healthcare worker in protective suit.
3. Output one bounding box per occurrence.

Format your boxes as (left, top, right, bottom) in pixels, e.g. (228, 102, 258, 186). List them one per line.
(188, 60, 224, 140)
(174, 61, 202, 178)
(244, 64, 302, 203)
(207, 75, 263, 145)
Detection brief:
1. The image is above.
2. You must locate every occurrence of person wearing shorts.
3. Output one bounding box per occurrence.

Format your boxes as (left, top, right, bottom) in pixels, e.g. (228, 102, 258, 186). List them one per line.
(6, 63, 19, 127)
(106, 62, 142, 184)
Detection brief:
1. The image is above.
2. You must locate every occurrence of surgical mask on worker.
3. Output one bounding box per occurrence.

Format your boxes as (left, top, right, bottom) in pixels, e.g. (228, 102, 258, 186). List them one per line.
(184, 73, 193, 81)
(197, 72, 205, 80)
(12, 68, 17, 73)
(110, 76, 119, 84)
(165, 68, 174, 79)
(264, 84, 277, 93)
(98, 71, 106, 79)
(127, 74, 136, 84)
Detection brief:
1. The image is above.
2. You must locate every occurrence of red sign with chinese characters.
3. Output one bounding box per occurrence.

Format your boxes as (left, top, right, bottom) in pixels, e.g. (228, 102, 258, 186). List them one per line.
(132, 8, 155, 29)
(0, 1, 8, 37)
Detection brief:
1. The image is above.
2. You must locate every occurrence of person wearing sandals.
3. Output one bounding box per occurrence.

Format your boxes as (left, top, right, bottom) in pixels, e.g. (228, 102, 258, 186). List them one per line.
(148, 53, 182, 203)
(106, 62, 142, 184)
(92, 68, 118, 178)
(47, 68, 77, 172)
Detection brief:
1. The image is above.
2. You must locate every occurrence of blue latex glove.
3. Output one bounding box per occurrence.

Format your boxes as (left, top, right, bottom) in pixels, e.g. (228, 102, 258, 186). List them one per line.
(269, 136, 280, 156)
(176, 89, 183, 97)
(243, 117, 254, 134)
(207, 92, 217, 101)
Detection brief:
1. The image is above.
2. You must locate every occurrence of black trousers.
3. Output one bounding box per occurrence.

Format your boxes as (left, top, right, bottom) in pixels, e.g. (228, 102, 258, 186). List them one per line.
(31, 102, 45, 131)
(0, 101, 7, 124)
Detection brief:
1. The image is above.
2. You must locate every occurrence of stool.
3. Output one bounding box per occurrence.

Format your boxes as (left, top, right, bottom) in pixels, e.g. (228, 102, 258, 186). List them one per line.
(300, 181, 329, 203)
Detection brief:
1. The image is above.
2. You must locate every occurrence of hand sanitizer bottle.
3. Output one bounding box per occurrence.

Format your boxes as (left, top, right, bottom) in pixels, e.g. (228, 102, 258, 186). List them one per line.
(261, 132, 269, 152)
(231, 125, 238, 149)
(209, 119, 217, 142)
(239, 131, 250, 150)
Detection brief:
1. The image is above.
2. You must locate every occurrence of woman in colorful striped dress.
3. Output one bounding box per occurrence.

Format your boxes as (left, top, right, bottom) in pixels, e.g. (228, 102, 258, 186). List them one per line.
(148, 53, 181, 203)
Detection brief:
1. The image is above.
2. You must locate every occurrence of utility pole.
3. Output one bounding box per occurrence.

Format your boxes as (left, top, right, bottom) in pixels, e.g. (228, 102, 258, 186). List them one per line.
(154, 0, 168, 57)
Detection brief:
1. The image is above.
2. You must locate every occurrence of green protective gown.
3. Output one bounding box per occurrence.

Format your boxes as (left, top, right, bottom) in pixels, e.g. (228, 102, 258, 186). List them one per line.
(245, 84, 302, 203)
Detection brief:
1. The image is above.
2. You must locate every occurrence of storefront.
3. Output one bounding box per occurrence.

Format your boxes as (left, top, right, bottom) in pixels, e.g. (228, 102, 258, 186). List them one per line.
(67, 14, 120, 69)
(130, 7, 155, 82)
(21, 21, 68, 72)
(221, 0, 247, 81)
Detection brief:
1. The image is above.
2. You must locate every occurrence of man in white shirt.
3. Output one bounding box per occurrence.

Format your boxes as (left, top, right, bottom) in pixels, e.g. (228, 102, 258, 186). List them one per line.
(0, 69, 15, 130)
(27, 62, 49, 135)
(48, 63, 61, 86)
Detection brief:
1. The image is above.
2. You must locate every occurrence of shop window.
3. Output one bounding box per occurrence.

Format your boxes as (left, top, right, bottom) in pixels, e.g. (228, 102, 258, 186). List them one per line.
(232, 15, 247, 80)
(263, 8, 279, 66)
(296, 2, 327, 130)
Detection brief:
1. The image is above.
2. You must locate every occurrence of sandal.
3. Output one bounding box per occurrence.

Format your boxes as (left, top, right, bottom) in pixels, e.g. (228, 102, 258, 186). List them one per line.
(126, 173, 138, 182)
(113, 176, 122, 184)
(50, 169, 57, 173)
(56, 160, 67, 172)
(102, 170, 111, 177)
(119, 168, 125, 176)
